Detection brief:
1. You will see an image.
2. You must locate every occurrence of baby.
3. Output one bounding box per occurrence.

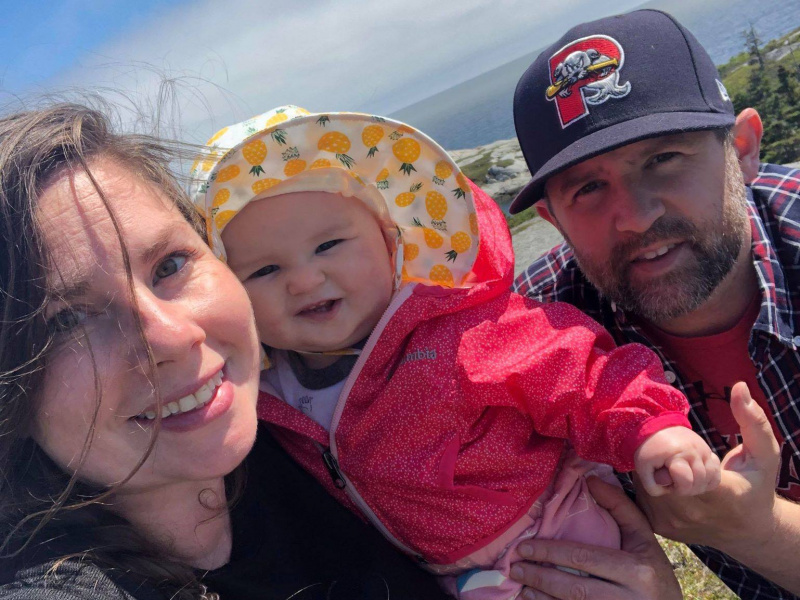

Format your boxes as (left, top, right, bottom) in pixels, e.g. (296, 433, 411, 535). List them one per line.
(191, 106, 719, 599)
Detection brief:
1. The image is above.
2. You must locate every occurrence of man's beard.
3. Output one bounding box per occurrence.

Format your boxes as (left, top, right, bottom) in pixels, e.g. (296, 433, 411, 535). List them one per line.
(567, 148, 750, 324)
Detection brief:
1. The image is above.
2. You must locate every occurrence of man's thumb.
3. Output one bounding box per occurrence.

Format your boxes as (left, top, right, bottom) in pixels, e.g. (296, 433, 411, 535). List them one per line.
(728, 381, 780, 466)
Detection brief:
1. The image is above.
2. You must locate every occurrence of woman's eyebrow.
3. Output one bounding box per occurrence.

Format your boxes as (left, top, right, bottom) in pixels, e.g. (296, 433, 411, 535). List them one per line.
(50, 278, 91, 302)
(140, 228, 181, 266)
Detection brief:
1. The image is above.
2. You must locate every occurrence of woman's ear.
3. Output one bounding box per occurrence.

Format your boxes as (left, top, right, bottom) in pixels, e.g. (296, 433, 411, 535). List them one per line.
(732, 108, 763, 184)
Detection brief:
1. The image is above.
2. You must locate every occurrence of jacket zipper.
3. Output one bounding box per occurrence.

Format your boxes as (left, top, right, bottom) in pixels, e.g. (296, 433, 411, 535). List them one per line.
(317, 284, 427, 562)
(316, 442, 426, 563)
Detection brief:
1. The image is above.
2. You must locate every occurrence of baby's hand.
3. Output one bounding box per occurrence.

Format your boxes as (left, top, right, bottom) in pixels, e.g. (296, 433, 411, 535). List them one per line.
(634, 426, 721, 497)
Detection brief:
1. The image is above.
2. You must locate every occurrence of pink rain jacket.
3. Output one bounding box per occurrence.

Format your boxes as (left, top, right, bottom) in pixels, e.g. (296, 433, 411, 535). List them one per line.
(256, 181, 690, 566)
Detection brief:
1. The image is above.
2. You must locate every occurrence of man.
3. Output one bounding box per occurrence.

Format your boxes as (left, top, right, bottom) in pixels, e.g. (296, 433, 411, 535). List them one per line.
(511, 9, 800, 600)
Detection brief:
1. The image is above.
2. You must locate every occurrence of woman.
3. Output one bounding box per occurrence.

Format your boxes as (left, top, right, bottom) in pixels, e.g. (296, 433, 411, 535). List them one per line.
(0, 102, 680, 599)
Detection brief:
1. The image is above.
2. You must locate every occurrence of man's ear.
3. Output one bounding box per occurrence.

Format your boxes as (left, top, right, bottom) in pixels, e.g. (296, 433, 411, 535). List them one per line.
(536, 202, 556, 226)
(733, 108, 763, 184)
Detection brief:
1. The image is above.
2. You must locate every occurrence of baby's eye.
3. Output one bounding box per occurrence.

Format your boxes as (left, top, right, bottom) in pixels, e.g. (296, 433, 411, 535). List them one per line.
(316, 239, 343, 253)
(154, 254, 188, 284)
(251, 265, 279, 279)
(47, 308, 88, 334)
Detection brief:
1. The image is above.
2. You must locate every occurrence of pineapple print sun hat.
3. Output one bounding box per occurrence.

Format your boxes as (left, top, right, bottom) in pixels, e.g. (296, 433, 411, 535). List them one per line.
(189, 106, 480, 289)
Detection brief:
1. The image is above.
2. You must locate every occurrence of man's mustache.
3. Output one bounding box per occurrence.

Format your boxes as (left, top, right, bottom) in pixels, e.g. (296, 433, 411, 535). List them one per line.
(610, 217, 699, 268)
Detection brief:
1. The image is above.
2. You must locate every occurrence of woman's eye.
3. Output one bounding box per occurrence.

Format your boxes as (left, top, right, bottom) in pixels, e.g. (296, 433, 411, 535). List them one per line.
(47, 308, 88, 333)
(154, 254, 187, 284)
(252, 265, 279, 279)
(316, 239, 343, 253)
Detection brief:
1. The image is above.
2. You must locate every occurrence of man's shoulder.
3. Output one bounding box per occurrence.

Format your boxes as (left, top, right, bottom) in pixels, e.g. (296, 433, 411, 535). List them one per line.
(513, 242, 605, 308)
(0, 555, 163, 600)
(752, 162, 800, 212)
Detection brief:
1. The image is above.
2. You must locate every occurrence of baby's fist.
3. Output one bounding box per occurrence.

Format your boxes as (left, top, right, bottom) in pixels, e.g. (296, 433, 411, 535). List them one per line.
(634, 426, 721, 497)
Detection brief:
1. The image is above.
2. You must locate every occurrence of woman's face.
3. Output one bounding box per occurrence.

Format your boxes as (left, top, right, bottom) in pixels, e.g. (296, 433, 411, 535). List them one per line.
(32, 159, 260, 491)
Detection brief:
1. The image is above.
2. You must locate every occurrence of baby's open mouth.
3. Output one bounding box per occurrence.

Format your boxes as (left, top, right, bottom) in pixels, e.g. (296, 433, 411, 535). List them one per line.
(298, 299, 339, 315)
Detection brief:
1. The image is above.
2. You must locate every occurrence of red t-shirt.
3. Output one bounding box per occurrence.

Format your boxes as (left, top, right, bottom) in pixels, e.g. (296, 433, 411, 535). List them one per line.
(642, 294, 800, 501)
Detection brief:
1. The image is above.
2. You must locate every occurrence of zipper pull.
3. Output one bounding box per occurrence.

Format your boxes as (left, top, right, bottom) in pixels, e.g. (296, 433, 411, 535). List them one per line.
(321, 450, 347, 489)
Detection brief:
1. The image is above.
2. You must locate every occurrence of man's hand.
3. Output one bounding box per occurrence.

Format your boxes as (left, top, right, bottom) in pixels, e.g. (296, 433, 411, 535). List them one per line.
(509, 477, 682, 600)
(634, 426, 721, 496)
(635, 382, 780, 551)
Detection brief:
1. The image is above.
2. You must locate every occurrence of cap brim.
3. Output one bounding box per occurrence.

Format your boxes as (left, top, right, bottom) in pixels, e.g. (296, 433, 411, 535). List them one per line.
(509, 111, 735, 214)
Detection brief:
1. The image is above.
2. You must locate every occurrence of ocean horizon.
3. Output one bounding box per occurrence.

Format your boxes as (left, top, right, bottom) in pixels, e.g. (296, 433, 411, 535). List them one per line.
(390, 0, 800, 150)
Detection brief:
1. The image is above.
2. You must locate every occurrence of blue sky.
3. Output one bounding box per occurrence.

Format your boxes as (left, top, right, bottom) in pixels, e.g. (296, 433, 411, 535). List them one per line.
(2, 0, 794, 144)
(0, 1, 189, 92)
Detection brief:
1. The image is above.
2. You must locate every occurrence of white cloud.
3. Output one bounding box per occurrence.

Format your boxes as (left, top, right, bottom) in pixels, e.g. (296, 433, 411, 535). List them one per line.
(41, 0, 645, 141)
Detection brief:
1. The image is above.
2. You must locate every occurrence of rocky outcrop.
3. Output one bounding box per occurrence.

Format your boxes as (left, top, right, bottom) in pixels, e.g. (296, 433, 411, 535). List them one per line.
(450, 138, 531, 208)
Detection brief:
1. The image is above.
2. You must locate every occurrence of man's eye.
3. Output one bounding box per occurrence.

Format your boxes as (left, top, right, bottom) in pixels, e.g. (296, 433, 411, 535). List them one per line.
(154, 254, 187, 283)
(252, 265, 279, 278)
(575, 181, 603, 198)
(316, 239, 343, 253)
(47, 308, 88, 333)
(651, 152, 679, 165)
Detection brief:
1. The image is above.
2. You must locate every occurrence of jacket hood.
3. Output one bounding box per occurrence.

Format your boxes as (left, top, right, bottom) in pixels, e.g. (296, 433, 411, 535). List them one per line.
(189, 105, 513, 292)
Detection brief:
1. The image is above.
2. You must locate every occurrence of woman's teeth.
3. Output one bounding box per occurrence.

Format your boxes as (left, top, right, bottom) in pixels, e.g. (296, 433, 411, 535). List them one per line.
(139, 371, 223, 420)
(639, 243, 676, 261)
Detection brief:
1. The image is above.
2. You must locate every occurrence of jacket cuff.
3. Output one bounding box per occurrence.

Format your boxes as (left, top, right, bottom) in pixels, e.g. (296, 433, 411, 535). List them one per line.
(619, 412, 693, 471)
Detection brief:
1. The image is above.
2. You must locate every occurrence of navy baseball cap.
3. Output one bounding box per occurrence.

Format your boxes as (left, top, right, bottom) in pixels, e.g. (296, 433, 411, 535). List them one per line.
(509, 9, 735, 214)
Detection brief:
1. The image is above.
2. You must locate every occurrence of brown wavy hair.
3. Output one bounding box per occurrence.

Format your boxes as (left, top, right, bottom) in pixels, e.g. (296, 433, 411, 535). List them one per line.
(0, 102, 227, 599)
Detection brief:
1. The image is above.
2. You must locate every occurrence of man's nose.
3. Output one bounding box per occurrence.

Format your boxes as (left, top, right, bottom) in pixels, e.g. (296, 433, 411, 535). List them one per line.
(612, 181, 666, 234)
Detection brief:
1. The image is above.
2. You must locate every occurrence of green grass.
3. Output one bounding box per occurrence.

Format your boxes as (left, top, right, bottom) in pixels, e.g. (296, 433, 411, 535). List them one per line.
(505, 207, 538, 229)
(659, 538, 738, 599)
(459, 151, 495, 185)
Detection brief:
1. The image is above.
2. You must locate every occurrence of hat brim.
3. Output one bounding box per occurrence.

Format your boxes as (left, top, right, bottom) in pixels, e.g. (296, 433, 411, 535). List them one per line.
(509, 111, 735, 214)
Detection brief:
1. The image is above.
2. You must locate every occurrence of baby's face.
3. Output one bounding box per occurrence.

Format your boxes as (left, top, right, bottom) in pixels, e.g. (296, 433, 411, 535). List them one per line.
(221, 191, 395, 354)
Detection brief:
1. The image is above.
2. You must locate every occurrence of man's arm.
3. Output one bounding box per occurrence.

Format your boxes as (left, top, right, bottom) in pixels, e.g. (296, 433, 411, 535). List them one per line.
(636, 382, 800, 595)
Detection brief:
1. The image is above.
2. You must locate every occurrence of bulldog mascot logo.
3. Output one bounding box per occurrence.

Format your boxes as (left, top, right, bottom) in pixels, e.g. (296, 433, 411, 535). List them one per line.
(546, 35, 631, 128)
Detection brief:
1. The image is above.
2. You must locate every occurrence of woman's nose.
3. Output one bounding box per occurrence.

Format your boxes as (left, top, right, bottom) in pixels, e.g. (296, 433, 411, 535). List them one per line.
(285, 265, 326, 296)
(135, 291, 206, 365)
(613, 181, 666, 234)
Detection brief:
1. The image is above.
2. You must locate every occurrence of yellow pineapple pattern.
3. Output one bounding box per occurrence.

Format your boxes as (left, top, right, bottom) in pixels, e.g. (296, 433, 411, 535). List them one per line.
(214, 210, 238, 230)
(215, 165, 240, 183)
(243, 140, 268, 176)
(252, 178, 283, 195)
(212, 188, 231, 209)
(392, 138, 421, 175)
(413, 217, 444, 249)
(453, 172, 470, 199)
(395, 183, 422, 207)
(362, 125, 385, 158)
(191, 106, 479, 289)
(433, 160, 453, 185)
(429, 264, 454, 288)
(376, 168, 390, 189)
(266, 111, 289, 127)
(284, 159, 307, 177)
(318, 132, 355, 169)
(310, 158, 332, 169)
(425, 191, 448, 221)
(445, 231, 472, 262)
(469, 213, 479, 236)
(205, 127, 229, 145)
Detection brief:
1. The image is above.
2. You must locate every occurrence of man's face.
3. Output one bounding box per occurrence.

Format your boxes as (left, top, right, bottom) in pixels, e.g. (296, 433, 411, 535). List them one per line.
(540, 130, 750, 324)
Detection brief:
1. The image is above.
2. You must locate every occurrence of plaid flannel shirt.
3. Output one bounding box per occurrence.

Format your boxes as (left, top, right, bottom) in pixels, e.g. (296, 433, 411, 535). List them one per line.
(514, 162, 800, 600)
